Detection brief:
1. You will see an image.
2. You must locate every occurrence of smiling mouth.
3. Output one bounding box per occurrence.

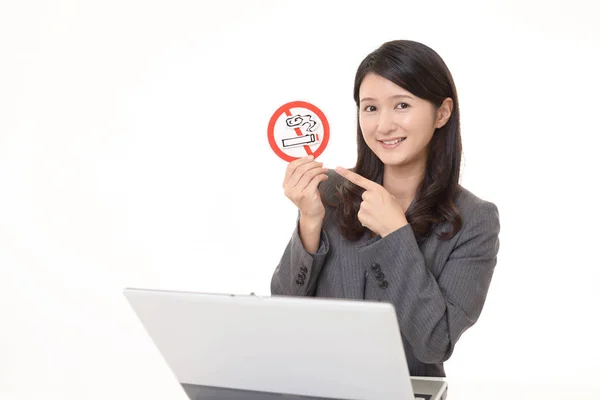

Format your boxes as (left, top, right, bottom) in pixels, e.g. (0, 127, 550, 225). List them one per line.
(378, 137, 406, 145)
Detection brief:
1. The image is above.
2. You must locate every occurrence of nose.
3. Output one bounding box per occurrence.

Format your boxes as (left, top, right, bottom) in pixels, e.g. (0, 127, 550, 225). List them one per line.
(377, 110, 396, 134)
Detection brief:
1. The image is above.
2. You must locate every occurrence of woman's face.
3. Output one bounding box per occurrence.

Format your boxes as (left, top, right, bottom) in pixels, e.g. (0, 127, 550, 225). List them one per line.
(358, 72, 451, 171)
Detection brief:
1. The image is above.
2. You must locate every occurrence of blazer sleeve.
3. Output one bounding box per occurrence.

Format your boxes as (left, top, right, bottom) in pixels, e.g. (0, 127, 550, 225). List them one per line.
(358, 200, 500, 364)
(270, 210, 330, 296)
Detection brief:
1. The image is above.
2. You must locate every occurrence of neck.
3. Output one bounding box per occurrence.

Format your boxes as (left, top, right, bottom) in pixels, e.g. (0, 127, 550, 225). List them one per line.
(382, 161, 426, 212)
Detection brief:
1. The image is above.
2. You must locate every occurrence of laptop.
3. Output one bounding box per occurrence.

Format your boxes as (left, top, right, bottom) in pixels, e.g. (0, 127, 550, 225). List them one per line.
(123, 288, 447, 400)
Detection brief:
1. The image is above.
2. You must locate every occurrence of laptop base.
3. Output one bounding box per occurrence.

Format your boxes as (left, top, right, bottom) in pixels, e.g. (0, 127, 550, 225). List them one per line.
(181, 376, 447, 400)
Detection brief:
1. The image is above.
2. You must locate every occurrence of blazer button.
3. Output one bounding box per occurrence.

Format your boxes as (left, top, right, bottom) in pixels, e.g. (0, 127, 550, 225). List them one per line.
(375, 272, 385, 281)
(300, 266, 308, 273)
(298, 272, 306, 279)
(296, 279, 304, 286)
(379, 280, 388, 289)
(371, 263, 381, 272)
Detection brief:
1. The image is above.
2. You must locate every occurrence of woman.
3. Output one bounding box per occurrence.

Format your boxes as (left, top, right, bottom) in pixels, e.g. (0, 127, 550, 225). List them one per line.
(270, 39, 500, 379)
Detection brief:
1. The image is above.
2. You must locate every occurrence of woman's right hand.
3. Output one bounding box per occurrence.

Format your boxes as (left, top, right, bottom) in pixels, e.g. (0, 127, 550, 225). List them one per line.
(283, 155, 329, 222)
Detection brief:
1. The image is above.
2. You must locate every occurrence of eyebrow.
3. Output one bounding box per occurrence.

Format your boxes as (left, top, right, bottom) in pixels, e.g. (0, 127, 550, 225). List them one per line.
(360, 94, 414, 102)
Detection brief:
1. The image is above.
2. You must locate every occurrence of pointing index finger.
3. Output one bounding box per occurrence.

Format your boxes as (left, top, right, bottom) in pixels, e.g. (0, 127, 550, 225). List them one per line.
(335, 166, 379, 191)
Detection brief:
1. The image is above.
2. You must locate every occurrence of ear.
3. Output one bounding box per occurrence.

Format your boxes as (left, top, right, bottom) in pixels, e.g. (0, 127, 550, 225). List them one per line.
(435, 97, 453, 129)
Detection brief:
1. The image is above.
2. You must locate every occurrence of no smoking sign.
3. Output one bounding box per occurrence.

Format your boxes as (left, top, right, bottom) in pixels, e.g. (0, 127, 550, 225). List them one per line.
(267, 101, 330, 162)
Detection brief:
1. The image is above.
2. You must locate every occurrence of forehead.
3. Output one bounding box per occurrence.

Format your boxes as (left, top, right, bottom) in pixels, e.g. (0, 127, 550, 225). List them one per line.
(359, 72, 413, 99)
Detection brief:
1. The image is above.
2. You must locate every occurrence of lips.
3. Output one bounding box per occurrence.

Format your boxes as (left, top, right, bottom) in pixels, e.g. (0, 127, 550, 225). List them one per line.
(378, 137, 406, 145)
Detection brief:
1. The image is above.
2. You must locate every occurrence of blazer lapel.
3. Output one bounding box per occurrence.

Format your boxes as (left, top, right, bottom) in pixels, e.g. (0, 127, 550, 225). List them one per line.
(337, 229, 374, 300)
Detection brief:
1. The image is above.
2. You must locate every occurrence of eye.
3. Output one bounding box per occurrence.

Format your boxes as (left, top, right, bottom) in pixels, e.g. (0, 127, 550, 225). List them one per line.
(396, 102, 410, 109)
(363, 105, 377, 112)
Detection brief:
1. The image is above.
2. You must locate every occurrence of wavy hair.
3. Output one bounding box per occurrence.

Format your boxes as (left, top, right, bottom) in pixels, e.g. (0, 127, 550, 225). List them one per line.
(325, 40, 463, 243)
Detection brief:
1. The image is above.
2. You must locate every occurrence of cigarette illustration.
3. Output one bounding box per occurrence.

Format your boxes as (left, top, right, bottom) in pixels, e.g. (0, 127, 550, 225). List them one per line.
(281, 133, 320, 148)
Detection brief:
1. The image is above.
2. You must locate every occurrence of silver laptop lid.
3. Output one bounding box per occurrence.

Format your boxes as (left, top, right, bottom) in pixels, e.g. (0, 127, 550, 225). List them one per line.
(124, 288, 415, 400)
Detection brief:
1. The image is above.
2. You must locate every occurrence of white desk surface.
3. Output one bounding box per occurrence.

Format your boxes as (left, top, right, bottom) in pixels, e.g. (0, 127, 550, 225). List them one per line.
(444, 377, 600, 400)
(1, 377, 598, 399)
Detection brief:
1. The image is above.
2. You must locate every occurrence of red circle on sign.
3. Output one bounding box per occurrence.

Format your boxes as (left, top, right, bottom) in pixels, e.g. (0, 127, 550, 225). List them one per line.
(267, 101, 330, 162)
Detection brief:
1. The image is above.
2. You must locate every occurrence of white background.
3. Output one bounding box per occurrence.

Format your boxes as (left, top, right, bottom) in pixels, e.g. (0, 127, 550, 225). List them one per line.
(1, 0, 599, 399)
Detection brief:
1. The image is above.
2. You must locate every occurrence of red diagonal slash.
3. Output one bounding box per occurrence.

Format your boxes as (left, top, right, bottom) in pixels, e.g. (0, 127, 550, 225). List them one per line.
(284, 109, 313, 156)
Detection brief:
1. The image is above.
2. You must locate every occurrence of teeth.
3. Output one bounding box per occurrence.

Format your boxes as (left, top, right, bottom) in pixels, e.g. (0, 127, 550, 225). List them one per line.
(382, 138, 403, 145)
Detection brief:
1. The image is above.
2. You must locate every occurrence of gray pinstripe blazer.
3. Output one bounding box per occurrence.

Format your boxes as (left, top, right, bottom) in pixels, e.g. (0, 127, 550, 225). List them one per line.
(270, 169, 501, 377)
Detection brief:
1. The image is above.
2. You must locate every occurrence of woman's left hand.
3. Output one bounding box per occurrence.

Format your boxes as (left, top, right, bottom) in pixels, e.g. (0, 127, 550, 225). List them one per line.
(335, 166, 408, 237)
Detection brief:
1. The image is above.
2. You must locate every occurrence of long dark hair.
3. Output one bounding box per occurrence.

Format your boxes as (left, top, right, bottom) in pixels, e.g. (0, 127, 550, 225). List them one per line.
(325, 40, 463, 243)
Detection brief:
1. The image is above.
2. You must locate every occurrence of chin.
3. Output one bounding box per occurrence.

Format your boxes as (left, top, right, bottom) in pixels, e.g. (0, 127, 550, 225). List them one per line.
(376, 153, 409, 167)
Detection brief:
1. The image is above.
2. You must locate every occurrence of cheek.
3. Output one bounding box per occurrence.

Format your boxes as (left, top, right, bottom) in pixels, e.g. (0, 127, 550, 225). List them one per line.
(359, 117, 376, 137)
(404, 114, 434, 136)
